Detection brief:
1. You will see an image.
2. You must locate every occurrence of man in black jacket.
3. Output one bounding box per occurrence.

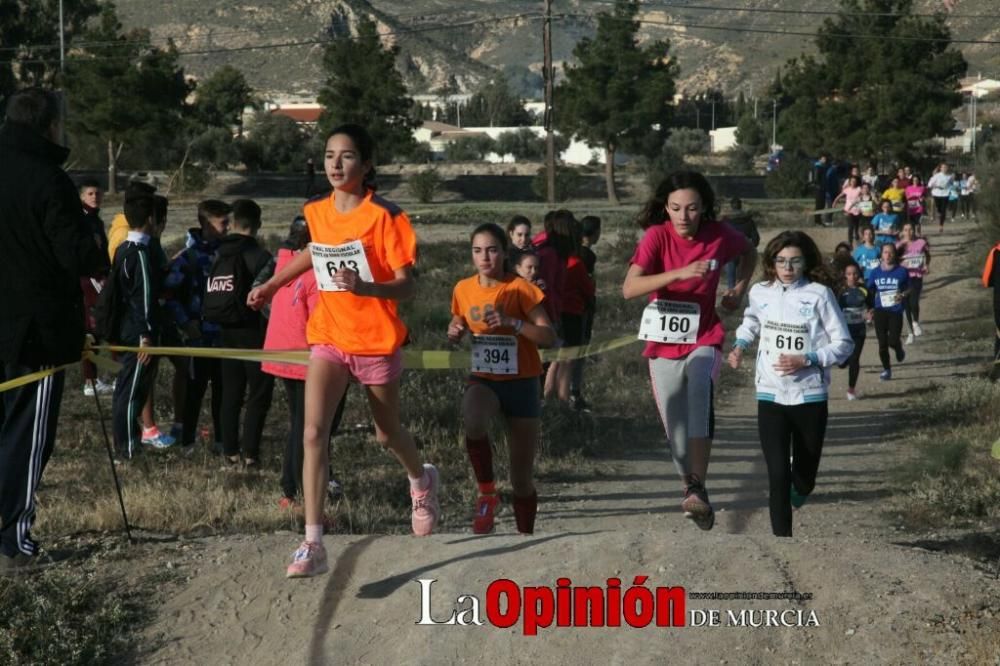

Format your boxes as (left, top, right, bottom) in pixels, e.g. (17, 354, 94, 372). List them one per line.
(0, 88, 108, 569)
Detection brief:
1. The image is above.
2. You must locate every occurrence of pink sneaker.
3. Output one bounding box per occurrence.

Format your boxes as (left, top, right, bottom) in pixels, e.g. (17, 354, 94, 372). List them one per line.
(285, 541, 328, 578)
(410, 464, 440, 536)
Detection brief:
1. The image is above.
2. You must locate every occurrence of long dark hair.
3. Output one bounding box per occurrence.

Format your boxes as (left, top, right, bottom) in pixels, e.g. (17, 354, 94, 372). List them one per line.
(541, 208, 578, 259)
(761, 230, 836, 289)
(327, 123, 377, 191)
(637, 171, 718, 230)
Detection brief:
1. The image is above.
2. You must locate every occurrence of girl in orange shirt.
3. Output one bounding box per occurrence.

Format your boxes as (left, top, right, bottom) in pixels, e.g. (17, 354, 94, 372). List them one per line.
(448, 223, 556, 534)
(249, 124, 439, 578)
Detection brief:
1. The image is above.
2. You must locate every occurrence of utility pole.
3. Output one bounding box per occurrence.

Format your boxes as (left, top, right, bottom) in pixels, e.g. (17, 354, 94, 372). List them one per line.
(771, 99, 777, 150)
(543, 0, 555, 204)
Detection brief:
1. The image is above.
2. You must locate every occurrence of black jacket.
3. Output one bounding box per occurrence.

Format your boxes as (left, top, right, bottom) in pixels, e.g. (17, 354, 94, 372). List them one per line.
(113, 237, 165, 346)
(0, 122, 108, 366)
(215, 233, 272, 344)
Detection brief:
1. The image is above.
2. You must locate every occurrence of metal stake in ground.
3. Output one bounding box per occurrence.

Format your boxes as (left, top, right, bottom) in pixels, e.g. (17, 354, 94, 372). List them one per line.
(89, 379, 133, 543)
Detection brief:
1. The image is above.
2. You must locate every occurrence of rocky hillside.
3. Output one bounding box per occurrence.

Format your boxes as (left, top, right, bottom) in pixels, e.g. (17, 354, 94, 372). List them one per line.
(114, 0, 999, 100)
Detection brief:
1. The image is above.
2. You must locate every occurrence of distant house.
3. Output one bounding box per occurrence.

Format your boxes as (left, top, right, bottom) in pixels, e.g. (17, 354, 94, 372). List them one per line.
(414, 121, 490, 156)
(709, 127, 738, 153)
(264, 101, 323, 128)
(959, 76, 1000, 99)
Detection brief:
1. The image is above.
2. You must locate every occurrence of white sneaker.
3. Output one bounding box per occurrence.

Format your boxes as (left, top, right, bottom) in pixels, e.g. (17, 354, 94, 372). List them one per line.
(912, 321, 923, 337)
(82, 384, 95, 397)
(846, 389, 858, 401)
(95, 379, 115, 394)
(905, 333, 914, 345)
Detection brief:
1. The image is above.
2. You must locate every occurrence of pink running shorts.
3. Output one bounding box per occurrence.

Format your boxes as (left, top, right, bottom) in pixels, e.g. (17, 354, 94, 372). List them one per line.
(309, 345, 403, 385)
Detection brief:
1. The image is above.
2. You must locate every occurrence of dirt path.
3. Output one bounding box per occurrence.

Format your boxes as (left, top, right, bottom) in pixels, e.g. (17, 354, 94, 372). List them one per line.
(142, 220, 998, 664)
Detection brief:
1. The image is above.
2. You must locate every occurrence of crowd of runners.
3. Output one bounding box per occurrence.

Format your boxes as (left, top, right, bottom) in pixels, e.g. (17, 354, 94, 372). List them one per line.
(1, 94, 972, 577)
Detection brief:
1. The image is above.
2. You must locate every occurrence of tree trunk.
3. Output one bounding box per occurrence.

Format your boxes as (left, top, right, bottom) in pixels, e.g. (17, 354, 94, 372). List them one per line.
(107, 138, 117, 195)
(604, 145, 620, 206)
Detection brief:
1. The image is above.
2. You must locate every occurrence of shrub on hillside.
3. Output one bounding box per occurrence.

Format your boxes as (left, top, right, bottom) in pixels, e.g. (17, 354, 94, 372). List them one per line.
(408, 170, 444, 204)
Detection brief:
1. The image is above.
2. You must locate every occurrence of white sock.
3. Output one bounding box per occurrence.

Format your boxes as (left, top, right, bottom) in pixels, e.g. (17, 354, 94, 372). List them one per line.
(305, 524, 323, 544)
(408, 469, 428, 492)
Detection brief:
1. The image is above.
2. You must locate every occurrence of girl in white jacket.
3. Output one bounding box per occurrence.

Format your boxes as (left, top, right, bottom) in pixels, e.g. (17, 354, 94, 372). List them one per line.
(728, 230, 854, 537)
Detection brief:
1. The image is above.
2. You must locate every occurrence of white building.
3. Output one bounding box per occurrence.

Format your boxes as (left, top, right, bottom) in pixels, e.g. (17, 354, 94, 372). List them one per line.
(709, 126, 738, 153)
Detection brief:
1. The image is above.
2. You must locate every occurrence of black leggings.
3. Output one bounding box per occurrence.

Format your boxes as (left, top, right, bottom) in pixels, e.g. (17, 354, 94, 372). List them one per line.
(904, 276, 923, 328)
(873, 309, 904, 370)
(838, 328, 866, 389)
(757, 400, 828, 537)
(845, 214, 862, 244)
(933, 196, 949, 226)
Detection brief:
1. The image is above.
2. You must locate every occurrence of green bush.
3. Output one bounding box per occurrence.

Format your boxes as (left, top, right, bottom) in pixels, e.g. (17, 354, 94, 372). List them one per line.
(408, 170, 444, 204)
(531, 165, 582, 202)
(765, 152, 812, 198)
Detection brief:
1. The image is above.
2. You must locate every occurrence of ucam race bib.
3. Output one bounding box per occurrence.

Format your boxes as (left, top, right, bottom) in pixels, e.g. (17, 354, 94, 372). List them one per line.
(310, 240, 374, 292)
(762, 320, 812, 356)
(638, 300, 700, 344)
(858, 200, 874, 215)
(901, 255, 925, 270)
(471, 335, 518, 375)
(879, 289, 900, 307)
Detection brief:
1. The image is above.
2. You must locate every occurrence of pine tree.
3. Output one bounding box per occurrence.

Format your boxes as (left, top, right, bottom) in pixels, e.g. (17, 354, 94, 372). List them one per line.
(777, 0, 966, 163)
(554, 0, 678, 204)
(317, 15, 416, 163)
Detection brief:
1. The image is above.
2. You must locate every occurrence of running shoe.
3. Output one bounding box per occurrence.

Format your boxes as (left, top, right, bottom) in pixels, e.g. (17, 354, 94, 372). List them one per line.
(570, 395, 592, 413)
(681, 475, 715, 531)
(846, 389, 858, 401)
(286, 541, 328, 578)
(790, 483, 808, 509)
(912, 321, 923, 337)
(327, 478, 343, 500)
(410, 464, 440, 536)
(95, 379, 115, 394)
(905, 333, 914, 345)
(278, 496, 299, 511)
(880, 369, 892, 381)
(141, 429, 175, 449)
(472, 494, 500, 534)
(895, 346, 906, 363)
(83, 384, 95, 397)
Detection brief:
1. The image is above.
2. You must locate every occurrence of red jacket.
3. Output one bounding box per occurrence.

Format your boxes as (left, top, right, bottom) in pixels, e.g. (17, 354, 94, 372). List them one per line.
(262, 248, 317, 380)
(561, 255, 595, 315)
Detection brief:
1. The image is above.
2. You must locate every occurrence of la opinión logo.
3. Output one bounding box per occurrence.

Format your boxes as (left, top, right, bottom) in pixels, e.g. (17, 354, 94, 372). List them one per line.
(415, 578, 821, 633)
(415, 576, 685, 635)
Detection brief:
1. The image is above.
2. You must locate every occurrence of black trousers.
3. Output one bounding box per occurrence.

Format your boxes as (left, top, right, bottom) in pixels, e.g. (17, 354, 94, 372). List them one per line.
(757, 400, 828, 538)
(845, 214, 862, 244)
(181, 355, 223, 446)
(220, 328, 274, 461)
(0, 364, 65, 557)
(873, 309, 904, 370)
(112, 353, 158, 459)
(904, 277, 923, 328)
(280, 378, 349, 499)
(838, 327, 866, 389)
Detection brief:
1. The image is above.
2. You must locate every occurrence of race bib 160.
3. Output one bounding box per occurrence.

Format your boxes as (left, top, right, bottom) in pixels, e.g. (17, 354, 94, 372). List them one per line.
(638, 300, 700, 344)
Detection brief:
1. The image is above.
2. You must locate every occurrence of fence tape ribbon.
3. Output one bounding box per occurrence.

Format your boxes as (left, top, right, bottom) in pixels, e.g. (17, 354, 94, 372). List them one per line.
(0, 335, 641, 393)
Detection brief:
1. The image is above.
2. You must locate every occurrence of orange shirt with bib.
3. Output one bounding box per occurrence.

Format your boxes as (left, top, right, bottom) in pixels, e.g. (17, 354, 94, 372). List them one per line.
(451, 274, 546, 380)
(303, 190, 416, 355)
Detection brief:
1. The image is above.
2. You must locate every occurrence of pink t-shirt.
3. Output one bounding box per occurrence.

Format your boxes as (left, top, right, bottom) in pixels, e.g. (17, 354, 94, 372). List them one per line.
(630, 221, 749, 360)
(905, 185, 926, 215)
(896, 237, 929, 277)
(841, 185, 862, 214)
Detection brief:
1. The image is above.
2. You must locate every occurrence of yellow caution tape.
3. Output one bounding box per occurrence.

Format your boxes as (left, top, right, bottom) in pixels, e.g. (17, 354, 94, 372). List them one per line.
(1, 335, 642, 393)
(806, 206, 844, 219)
(0, 361, 78, 394)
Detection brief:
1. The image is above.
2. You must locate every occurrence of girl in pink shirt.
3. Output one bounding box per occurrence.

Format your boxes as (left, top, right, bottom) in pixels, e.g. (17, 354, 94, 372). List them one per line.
(833, 175, 863, 246)
(895, 221, 930, 342)
(623, 171, 757, 531)
(904, 175, 928, 236)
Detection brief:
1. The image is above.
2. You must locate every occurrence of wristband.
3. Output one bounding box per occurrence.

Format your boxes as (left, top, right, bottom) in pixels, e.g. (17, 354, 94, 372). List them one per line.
(513, 319, 524, 334)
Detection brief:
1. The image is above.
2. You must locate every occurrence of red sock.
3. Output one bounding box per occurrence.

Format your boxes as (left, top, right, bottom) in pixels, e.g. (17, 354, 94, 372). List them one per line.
(465, 436, 494, 484)
(478, 481, 496, 496)
(512, 491, 538, 534)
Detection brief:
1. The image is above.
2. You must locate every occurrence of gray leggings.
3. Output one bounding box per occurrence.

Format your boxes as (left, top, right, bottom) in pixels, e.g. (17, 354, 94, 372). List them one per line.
(649, 346, 719, 477)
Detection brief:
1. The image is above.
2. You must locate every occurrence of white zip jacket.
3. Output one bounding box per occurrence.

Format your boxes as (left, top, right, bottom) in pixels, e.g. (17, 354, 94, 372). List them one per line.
(734, 279, 854, 405)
